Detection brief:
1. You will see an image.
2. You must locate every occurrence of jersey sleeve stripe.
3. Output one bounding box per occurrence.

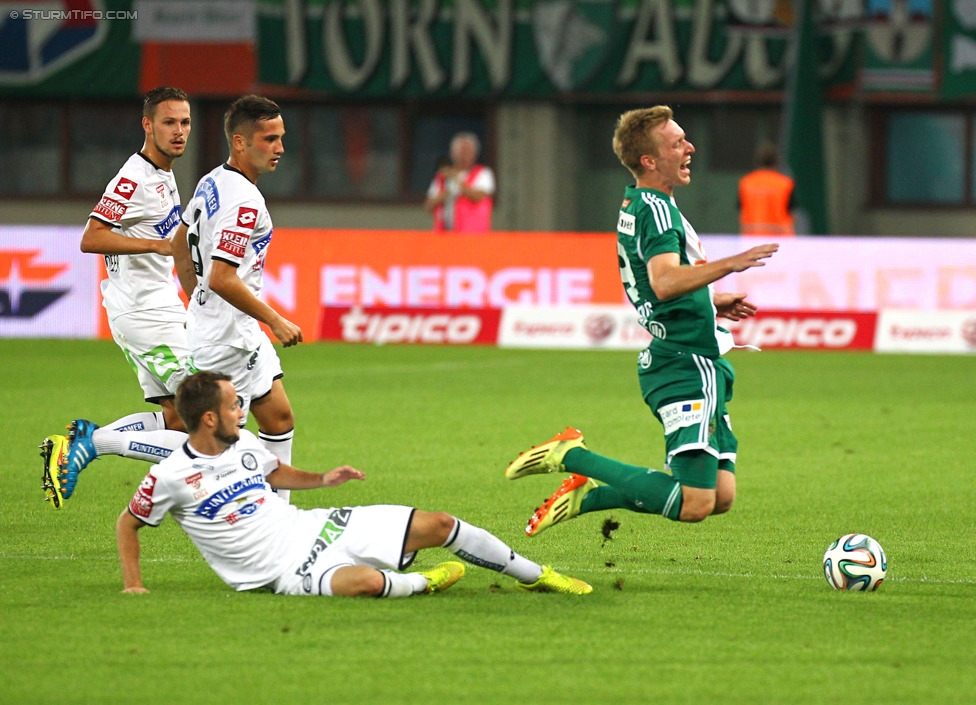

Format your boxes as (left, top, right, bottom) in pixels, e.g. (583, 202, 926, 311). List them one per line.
(641, 192, 673, 234)
(211, 255, 241, 268)
(89, 214, 117, 228)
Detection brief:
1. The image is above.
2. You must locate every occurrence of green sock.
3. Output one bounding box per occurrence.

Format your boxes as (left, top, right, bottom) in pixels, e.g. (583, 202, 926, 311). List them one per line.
(566, 448, 682, 521)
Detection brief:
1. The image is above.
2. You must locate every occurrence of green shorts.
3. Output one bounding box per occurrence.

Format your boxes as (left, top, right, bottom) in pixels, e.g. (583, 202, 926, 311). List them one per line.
(637, 347, 738, 489)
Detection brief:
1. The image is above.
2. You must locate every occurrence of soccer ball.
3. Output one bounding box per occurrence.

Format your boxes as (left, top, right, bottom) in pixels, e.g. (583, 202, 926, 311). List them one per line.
(823, 534, 887, 591)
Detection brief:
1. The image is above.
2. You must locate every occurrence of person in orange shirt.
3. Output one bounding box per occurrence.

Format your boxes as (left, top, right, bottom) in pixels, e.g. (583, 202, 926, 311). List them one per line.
(738, 142, 795, 236)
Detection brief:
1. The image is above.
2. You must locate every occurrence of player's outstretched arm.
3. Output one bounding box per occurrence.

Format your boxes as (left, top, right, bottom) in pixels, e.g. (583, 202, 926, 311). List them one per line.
(648, 243, 778, 301)
(266, 463, 365, 491)
(116, 510, 150, 594)
(171, 222, 198, 297)
(81, 217, 172, 256)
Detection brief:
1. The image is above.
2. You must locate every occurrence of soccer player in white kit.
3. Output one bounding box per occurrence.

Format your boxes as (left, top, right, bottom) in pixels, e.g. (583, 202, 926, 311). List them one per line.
(116, 371, 593, 597)
(41, 88, 195, 507)
(171, 95, 303, 504)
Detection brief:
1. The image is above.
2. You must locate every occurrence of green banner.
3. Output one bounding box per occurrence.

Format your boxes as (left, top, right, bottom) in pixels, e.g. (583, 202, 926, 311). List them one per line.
(0, 0, 942, 100)
(782, 0, 827, 235)
(257, 0, 862, 98)
(942, 0, 976, 98)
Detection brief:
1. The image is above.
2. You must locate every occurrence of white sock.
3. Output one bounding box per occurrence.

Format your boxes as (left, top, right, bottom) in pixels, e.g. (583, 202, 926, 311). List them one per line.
(93, 429, 185, 462)
(260, 428, 294, 503)
(379, 570, 429, 597)
(102, 411, 165, 433)
(443, 519, 543, 584)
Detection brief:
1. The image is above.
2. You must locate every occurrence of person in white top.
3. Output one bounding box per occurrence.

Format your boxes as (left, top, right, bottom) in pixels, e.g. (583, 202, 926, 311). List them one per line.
(47, 87, 196, 507)
(116, 371, 593, 597)
(172, 95, 302, 503)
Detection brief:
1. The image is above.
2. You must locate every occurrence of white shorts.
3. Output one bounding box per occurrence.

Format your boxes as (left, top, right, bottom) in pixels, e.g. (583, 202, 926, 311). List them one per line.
(109, 308, 192, 402)
(274, 505, 416, 596)
(190, 333, 282, 418)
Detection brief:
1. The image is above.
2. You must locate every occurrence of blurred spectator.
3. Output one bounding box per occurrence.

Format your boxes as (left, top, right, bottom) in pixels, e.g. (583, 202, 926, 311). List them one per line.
(738, 141, 795, 236)
(424, 132, 495, 232)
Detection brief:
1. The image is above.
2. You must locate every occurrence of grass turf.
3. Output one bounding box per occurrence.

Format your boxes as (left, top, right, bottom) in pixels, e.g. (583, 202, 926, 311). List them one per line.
(1, 339, 975, 703)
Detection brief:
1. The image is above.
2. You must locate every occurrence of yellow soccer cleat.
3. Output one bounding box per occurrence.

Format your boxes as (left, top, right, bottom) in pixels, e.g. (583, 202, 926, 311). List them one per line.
(419, 561, 466, 594)
(504, 426, 586, 480)
(517, 565, 593, 595)
(525, 473, 598, 537)
(39, 435, 69, 509)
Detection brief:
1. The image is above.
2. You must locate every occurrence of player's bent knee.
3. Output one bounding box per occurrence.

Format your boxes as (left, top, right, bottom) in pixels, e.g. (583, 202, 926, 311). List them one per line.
(330, 566, 385, 597)
(161, 404, 185, 432)
(431, 511, 457, 535)
(713, 495, 734, 515)
(405, 511, 456, 552)
(258, 408, 294, 433)
(679, 489, 716, 522)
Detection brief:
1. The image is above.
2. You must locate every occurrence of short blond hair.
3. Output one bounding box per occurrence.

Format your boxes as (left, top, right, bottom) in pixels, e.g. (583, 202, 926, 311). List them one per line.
(612, 106, 673, 178)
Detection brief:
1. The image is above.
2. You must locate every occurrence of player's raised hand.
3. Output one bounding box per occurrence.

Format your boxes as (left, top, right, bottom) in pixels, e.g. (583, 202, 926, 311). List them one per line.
(730, 243, 778, 272)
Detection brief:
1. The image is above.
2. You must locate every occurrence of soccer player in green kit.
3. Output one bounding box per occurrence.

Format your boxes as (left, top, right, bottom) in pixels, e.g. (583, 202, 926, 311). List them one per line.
(505, 106, 779, 535)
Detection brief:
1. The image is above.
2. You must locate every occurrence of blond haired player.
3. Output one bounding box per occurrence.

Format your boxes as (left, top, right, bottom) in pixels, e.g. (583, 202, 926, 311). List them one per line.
(506, 106, 777, 535)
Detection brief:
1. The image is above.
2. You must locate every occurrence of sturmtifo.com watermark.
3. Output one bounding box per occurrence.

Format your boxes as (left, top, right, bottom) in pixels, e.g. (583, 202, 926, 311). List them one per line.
(9, 9, 138, 20)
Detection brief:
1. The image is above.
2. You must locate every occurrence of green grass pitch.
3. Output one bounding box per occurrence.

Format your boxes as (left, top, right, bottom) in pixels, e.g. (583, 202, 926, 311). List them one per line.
(2, 339, 975, 703)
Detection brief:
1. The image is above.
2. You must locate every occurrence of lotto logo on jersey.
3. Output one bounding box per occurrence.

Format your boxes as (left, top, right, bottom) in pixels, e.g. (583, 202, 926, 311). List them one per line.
(114, 178, 138, 200)
(93, 196, 128, 222)
(236, 207, 258, 229)
(217, 230, 248, 258)
(129, 474, 158, 518)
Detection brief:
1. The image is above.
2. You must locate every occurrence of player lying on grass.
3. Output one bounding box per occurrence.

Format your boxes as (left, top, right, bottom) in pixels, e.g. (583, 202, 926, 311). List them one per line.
(110, 370, 591, 597)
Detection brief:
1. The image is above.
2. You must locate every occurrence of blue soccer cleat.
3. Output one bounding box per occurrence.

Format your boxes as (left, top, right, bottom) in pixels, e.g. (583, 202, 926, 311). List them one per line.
(62, 419, 100, 499)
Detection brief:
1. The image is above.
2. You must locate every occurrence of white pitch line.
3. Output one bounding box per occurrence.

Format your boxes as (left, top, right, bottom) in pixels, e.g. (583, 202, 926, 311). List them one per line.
(4, 553, 973, 585)
(553, 564, 976, 585)
(1, 554, 193, 564)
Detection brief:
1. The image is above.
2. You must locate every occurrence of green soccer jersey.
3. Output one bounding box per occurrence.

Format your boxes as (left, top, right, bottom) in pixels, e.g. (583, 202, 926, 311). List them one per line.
(616, 185, 723, 357)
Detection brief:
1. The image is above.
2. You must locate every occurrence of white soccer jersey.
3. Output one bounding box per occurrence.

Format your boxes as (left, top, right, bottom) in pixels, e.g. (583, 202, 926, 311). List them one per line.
(128, 430, 324, 591)
(90, 153, 183, 319)
(182, 164, 274, 350)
